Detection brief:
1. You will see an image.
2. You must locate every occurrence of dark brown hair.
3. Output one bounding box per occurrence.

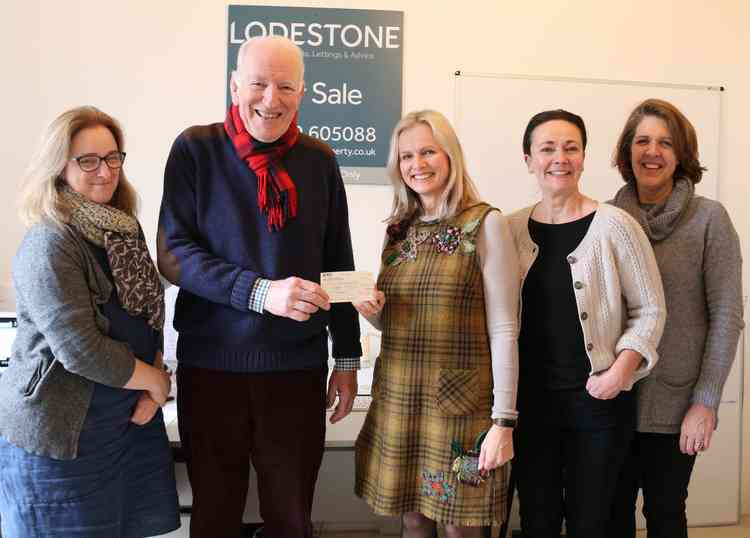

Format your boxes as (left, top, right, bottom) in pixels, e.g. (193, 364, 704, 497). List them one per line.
(613, 98, 705, 184)
(522, 109, 587, 155)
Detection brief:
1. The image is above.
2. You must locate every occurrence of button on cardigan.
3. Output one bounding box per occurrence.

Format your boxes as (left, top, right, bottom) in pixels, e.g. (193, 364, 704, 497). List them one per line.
(508, 203, 666, 388)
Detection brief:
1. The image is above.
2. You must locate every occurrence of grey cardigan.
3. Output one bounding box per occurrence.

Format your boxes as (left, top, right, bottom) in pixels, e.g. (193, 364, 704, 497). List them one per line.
(614, 184, 744, 433)
(0, 221, 136, 459)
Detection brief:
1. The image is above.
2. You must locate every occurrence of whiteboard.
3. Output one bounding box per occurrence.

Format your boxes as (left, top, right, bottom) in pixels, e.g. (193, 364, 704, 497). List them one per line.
(453, 72, 722, 212)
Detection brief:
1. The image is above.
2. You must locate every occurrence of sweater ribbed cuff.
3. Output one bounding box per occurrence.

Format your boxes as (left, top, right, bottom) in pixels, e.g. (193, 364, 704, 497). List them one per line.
(230, 270, 259, 312)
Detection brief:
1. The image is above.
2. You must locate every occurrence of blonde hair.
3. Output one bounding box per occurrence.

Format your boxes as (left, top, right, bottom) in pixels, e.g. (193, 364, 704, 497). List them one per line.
(19, 106, 139, 226)
(386, 110, 479, 224)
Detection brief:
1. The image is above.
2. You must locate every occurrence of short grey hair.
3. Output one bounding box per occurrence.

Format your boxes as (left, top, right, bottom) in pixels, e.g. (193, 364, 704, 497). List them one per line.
(235, 35, 305, 86)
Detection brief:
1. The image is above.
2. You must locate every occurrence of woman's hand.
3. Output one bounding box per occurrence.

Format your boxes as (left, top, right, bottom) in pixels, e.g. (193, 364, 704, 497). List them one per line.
(147, 364, 171, 406)
(680, 403, 716, 455)
(478, 424, 514, 472)
(130, 392, 161, 425)
(124, 357, 171, 404)
(353, 288, 385, 318)
(587, 349, 642, 400)
(586, 368, 627, 400)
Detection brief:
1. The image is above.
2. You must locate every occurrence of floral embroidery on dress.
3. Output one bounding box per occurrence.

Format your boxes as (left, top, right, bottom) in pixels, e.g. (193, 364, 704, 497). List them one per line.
(420, 470, 456, 503)
(384, 226, 431, 266)
(385, 218, 482, 266)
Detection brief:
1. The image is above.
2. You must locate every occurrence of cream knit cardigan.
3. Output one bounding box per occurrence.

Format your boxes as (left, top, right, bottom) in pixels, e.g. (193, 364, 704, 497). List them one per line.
(508, 203, 666, 389)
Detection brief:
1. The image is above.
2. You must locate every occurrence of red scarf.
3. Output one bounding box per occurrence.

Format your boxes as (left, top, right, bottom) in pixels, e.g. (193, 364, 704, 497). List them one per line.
(224, 104, 300, 231)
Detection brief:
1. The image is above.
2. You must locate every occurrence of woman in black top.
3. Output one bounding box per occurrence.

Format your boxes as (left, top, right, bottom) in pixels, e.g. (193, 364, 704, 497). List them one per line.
(507, 109, 665, 538)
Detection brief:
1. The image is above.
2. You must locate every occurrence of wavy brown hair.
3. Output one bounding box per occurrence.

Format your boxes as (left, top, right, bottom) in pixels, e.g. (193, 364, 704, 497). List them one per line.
(613, 98, 705, 184)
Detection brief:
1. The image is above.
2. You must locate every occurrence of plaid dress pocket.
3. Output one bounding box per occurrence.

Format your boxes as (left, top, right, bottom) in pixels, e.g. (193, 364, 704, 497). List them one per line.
(436, 368, 479, 416)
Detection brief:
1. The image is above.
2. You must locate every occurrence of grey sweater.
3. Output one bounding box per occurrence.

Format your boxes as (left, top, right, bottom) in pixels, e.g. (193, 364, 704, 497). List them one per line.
(613, 180, 744, 433)
(0, 221, 136, 459)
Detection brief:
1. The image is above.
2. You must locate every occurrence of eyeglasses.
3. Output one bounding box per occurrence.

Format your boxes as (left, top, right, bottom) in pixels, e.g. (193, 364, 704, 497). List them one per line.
(70, 151, 126, 172)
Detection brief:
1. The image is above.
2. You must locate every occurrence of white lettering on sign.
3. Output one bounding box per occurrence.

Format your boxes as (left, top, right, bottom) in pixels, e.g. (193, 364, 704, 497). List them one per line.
(229, 20, 402, 49)
(311, 82, 363, 105)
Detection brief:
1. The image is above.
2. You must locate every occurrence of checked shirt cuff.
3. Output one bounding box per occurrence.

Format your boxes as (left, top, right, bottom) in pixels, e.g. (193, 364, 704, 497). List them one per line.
(334, 357, 360, 371)
(248, 278, 271, 313)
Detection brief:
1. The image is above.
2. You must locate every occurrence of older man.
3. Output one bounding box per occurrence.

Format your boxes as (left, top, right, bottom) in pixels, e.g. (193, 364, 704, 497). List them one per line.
(157, 36, 361, 538)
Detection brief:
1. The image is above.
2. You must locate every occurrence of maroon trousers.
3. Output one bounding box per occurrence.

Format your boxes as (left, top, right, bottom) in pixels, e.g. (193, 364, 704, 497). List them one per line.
(176, 365, 327, 538)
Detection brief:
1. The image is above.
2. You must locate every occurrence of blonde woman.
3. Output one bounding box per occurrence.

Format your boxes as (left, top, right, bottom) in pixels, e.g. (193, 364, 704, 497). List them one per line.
(0, 106, 179, 537)
(354, 110, 520, 537)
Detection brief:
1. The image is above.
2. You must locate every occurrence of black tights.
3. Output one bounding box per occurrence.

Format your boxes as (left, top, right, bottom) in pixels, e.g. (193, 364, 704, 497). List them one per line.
(401, 512, 486, 538)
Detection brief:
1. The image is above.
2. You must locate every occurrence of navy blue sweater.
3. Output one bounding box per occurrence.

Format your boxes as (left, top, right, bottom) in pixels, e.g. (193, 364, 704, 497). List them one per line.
(158, 123, 361, 372)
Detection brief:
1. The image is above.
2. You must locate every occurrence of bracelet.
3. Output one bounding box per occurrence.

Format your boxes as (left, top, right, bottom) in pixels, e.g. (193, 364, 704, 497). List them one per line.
(492, 417, 517, 429)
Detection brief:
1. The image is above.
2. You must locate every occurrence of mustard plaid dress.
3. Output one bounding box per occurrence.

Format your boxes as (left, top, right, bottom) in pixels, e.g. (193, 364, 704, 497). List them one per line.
(355, 203, 509, 527)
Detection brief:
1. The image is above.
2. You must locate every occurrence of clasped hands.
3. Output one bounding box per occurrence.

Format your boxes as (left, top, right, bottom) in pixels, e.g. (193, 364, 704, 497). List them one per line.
(131, 361, 171, 426)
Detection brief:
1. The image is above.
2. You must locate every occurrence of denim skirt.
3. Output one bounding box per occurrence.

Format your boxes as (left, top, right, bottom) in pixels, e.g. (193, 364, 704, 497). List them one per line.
(0, 383, 180, 538)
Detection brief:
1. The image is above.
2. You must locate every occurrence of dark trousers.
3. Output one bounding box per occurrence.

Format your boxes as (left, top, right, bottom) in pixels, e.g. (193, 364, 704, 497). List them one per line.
(608, 432, 697, 538)
(513, 388, 634, 538)
(176, 365, 327, 538)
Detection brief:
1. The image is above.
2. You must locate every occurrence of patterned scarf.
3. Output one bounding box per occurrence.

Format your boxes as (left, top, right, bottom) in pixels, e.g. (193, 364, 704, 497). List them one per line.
(612, 177, 694, 241)
(62, 187, 164, 330)
(224, 104, 300, 231)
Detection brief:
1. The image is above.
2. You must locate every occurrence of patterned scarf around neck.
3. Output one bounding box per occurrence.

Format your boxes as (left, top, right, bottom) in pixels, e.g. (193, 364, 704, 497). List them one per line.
(62, 187, 164, 330)
(612, 177, 695, 242)
(224, 104, 300, 231)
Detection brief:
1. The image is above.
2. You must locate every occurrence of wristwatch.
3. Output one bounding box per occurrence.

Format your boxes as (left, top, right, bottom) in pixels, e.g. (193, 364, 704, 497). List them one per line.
(492, 417, 518, 428)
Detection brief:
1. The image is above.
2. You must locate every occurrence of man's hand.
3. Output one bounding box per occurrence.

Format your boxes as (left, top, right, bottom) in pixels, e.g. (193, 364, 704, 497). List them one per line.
(265, 277, 330, 322)
(130, 392, 161, 425)
(327, 370, 357, 424)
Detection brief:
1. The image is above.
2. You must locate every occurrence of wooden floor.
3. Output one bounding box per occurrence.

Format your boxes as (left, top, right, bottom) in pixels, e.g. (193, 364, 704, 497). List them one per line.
(316, 515, 750, 537)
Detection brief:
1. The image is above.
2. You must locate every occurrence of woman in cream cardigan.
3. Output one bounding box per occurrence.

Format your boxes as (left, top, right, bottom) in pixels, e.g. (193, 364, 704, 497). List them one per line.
(508, 109, 666, 538)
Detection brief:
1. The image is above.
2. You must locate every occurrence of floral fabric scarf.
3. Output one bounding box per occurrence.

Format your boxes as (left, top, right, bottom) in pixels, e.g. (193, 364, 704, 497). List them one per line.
(62, 187, 164, 330)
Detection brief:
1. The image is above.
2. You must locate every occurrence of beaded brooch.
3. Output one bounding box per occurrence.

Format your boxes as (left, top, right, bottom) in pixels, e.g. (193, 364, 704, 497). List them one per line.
(450, 431, 490, 487)
(384, 218, 481, 266)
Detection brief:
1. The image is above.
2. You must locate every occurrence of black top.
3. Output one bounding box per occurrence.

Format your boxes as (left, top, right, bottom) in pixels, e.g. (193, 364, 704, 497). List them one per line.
(519, 212, 595, 390)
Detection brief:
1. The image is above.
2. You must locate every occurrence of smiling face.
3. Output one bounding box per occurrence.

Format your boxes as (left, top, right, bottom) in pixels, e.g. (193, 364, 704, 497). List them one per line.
(230, 38, 304, 142)
(397, 123, 451, 207)
(630, 115, 678, 200)
(525, 119, 585, 195)
(64, 125, 120, 204)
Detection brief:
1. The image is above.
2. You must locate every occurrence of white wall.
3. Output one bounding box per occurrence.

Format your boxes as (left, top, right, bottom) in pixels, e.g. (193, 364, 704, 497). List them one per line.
(2, 0, 749, 515)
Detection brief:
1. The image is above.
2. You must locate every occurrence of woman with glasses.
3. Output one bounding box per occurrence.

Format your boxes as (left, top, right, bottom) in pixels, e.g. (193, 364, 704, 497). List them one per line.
(0, 106, 180, 537)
